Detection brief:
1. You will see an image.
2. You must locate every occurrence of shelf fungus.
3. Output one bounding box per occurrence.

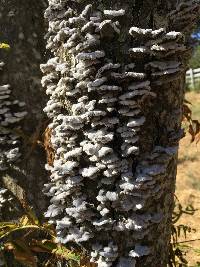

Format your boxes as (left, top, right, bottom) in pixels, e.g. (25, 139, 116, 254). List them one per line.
(0, 61, 27, 171)
(0, 187, 7, 212)
(42, 0, 199, 266)
(168, 0, 200, 34)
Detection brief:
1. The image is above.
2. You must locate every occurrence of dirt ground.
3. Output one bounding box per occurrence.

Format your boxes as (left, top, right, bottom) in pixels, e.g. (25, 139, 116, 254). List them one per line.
(176, 91, 200, 266)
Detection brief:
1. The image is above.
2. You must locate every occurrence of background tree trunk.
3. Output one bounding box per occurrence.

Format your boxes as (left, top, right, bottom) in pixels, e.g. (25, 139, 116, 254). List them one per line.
(0, 0, 48, 215)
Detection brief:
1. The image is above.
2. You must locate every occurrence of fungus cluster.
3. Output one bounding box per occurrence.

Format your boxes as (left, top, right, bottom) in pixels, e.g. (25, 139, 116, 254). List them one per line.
(0, 57, 26, 213)
(169, 0, 200, 34)
(42, 0, 197, 266)
(0, 60, 27, 171)
(129, 27, 186, 87)
(0, 187, 7, 211)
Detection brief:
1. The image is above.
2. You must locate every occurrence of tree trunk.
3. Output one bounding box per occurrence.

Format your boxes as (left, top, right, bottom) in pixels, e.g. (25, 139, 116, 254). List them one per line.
(0, 0, 48, 216)
(42, 1, 200, 266)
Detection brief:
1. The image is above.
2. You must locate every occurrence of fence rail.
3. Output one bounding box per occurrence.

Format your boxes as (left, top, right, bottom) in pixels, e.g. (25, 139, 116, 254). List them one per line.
(186, 68, 200, 88)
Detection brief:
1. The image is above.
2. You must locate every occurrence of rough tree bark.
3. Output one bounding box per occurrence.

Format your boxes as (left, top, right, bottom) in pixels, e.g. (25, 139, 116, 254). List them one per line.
(0, 0, 199, 267)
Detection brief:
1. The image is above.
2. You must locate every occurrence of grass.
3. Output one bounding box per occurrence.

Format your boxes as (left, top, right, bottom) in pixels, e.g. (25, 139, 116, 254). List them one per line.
(191, 104, 200, 120)
(185, 91, 200, 120)
(178, 154, 198, 164)
(176, 91, 200, 266)
(186, 78, 200, 93)
(188, 172, 200, 191)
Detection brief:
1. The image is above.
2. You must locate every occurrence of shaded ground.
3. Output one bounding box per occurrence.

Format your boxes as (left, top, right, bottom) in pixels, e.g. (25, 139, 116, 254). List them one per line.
(176, 91, 200, 266)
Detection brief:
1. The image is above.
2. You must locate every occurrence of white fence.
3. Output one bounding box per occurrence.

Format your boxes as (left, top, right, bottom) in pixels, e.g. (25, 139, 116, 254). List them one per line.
(186, 68, 200, 88)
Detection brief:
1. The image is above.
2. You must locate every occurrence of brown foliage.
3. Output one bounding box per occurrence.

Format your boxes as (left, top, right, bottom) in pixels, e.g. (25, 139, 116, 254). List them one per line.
(182, 100, 200, 143)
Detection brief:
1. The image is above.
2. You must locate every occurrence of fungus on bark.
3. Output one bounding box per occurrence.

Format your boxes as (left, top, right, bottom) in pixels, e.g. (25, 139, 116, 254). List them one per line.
(0, 55, 27, 212)
(42, 0, 200, 266)
(0, 60, 27, 171)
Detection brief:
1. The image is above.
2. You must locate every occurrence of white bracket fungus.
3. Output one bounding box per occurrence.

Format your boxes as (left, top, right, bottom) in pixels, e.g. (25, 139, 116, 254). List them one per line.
(0, 60, 27, 171)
